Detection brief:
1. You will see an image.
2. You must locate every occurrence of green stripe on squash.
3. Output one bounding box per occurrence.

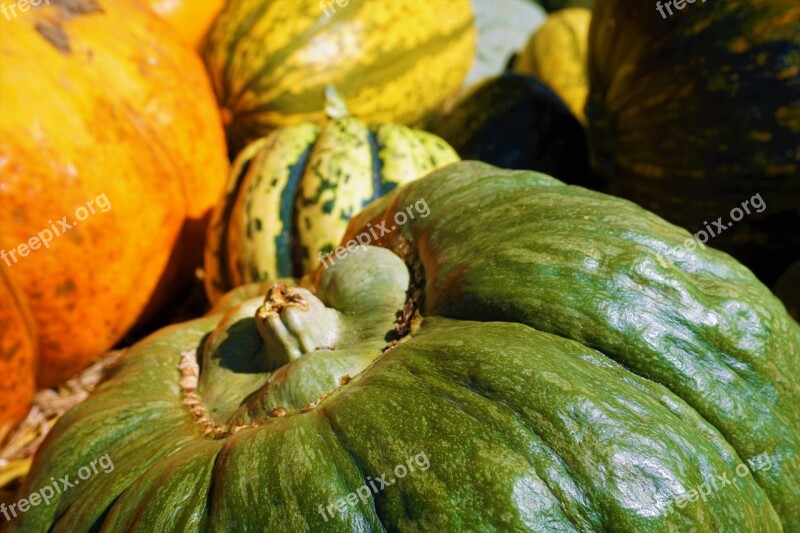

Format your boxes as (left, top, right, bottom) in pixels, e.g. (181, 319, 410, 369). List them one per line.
(204, 116, 459, 303)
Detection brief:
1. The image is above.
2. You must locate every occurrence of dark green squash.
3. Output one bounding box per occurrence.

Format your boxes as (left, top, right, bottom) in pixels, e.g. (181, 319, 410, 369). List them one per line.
(431, 73, 598, 188)
(587, 0, 800, 286)
(9, 162, 799, 532)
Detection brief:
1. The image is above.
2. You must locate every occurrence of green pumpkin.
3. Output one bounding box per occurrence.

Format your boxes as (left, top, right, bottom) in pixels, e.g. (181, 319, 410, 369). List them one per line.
(11, 162, 798, 532)
(204, 95, 459, 304)
(587, 0, 800, 286)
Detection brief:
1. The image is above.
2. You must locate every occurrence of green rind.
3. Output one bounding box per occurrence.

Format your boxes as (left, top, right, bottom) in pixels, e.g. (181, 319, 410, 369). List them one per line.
(344, 161, 800, 529)
(11, 318, 786, 531)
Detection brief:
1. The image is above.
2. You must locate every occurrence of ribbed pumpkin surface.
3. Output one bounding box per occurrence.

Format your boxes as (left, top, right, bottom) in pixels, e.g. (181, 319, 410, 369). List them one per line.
(204, 118, 459, 302)
(203, 0, 476, 152)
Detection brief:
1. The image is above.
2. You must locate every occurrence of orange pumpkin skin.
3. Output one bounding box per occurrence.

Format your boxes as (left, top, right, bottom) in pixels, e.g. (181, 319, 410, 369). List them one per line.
(147, 0, 225, 49)
(0, 0, 229, 387)
(0, 269, 37, 430)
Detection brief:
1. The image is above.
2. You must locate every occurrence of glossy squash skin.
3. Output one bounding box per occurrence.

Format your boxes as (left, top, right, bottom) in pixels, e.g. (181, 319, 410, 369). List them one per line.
(204, 117, 459, 303)
(430, 73, 596, 188)
(513, 7, 591, 123)
(0, 269, 37, 431)
(12, 162, 799, 532)
(587, 0, 800, 286)
(147, 0, 225, 49)
(0, 0, 229, 386)
(203, 0, 476, 152)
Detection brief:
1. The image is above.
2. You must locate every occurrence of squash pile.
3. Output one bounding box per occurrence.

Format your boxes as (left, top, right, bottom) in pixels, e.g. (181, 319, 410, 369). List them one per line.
(1, 0, 798, 532)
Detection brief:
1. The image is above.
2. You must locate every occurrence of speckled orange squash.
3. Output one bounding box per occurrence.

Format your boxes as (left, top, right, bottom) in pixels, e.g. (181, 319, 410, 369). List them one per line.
(0, 0, 229, 387)
(147, 0, 225, 49)
(0, 269, 37, 431)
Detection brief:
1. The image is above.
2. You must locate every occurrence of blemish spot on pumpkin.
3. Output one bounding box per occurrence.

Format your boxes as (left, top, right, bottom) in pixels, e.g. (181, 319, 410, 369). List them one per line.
(632, 162, 665, 178)
(220, 107, 234, 126)
(55, 280, 76, 296)
(691, 19, 713, 34)
(766, 163, 796, 175)
(774, 106, 799, 130)
(729, 38, 749, 54)
(777, 66, 799, 80)
(56, 0, 102, 18)
(749, 131, 772, 142)
(35, 21, 71, 54)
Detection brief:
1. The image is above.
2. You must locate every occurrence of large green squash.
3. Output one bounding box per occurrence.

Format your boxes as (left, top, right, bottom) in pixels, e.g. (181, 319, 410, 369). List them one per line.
(203, 0, 476, 153)
(204, 99, 459, 304)
(10, 162, 799, 531)
(587, 0, 800, 287)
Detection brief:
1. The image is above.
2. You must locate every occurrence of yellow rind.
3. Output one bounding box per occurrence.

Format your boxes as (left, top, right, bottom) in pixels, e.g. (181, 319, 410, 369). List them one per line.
(377, 125, 460, 192)
(514, 7, 592, 124)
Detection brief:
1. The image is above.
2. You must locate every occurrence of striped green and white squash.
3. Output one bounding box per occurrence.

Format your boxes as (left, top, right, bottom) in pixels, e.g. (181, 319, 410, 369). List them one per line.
(204, 113, 459, 303)
(203, 0, 477, 153)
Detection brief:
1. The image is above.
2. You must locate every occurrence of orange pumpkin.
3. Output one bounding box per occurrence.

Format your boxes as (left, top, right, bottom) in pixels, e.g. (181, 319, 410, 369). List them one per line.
(147, 0, 225, 49)
(0, 0, 229, 387)
(0, 269, 37, 431)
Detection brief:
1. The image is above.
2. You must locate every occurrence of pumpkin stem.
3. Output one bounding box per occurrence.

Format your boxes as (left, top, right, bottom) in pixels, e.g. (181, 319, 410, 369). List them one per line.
(324, 85, 351, 120)
(254, 282, 340, 368)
